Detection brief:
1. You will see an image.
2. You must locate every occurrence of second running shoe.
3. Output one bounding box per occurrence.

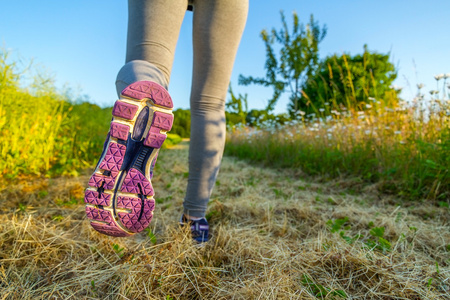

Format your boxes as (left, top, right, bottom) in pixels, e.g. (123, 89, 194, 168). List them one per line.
(84, 81, 173, 237)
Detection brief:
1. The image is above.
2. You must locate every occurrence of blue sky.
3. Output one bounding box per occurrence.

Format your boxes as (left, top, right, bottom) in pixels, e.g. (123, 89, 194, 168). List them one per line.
(1, 1, 449, 114)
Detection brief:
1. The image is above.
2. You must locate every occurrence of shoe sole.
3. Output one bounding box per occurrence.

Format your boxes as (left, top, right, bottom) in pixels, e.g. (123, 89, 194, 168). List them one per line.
(84, 81, 173, 237)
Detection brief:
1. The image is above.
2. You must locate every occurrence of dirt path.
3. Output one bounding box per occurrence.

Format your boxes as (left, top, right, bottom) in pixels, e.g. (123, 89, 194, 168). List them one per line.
(1, 141, 449, 299)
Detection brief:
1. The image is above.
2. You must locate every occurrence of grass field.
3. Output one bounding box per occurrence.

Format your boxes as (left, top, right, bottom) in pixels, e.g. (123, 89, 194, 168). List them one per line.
(226, 89, 450, 202)
(1, 55, 449, 299)
(1, 141, 449, 299)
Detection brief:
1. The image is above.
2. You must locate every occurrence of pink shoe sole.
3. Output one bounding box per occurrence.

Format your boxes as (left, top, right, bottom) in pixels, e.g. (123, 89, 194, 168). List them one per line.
(84, 81, 173, 237)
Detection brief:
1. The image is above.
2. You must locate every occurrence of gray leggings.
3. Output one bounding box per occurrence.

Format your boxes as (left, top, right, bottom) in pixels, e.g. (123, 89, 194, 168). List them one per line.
(115, 0, 248, 218)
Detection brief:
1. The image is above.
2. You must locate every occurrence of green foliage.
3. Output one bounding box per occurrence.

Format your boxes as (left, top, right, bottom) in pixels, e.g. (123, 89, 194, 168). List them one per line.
(326, 217, 361, 244)
(90, 280, 99, 297)
(239, 12, 327, 113)
(171, 108, 191, 138)
(51, 215, 64, 222)
(0, 51, 111, 178)
(112, 243, 125, 257)
(55, 197, 80, 207)
(162, 133, 182, 148)
(226, 84, 248, 125)
(293, 45, 398, 115)
(326, 217, 392, 253)
(326, 217, 349, 233)
(0, 52, 182, 179)
(144, 228, 157, 245)
(18, 203, 26, 212)
(365, 226, 391, 253)
(50, 102, 112, 176)
(301, 274, 347, 299)
(226, 75, 450, 200)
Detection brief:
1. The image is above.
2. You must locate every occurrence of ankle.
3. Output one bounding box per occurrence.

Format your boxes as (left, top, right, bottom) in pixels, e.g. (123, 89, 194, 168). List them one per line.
(184, 213, 204, 221)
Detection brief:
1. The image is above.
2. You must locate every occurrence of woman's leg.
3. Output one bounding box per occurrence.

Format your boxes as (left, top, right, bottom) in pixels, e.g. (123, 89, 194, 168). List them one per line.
(85, 0, 189, 237)
(116, 0, 188, 95)
(183, 0, 249, 218)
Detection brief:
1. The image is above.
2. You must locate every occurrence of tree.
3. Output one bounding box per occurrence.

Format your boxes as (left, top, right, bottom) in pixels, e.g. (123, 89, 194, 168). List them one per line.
(225, 84, 248, 125)
(292, 45, 398, 115)
(239, 12, 327, 113)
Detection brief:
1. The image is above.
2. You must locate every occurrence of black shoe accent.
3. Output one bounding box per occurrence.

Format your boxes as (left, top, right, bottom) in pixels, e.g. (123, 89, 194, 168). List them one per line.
(97, 181, 105, 197)
(137, 183, 146, 222)
(132, 106, 149, 141)
(133, 147, 150, 171)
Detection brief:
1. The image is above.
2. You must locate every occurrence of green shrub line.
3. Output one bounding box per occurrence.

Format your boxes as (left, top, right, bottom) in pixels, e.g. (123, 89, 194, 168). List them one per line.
(0, 54, 181, 179)
(225, 108, 449, 201)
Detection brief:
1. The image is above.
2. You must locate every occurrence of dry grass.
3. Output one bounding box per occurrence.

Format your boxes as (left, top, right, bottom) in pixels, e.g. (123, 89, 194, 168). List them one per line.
(0, 141, 449, 299)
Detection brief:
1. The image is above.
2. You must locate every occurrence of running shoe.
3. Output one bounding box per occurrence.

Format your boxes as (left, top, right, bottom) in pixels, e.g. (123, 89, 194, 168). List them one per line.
(84, 81, 173, 237)
(179, 215, 210, 243)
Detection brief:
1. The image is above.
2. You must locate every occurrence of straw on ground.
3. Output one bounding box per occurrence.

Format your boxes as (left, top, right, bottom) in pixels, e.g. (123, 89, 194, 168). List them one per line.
(1, 141, 449, 299)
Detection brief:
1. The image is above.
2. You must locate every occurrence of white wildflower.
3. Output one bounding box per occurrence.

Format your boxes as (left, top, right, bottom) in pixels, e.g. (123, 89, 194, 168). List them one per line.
(434, 74, 445, 80)
(365, 104, 372, 109)
(394, 131, 401, 135)
(416, 83, 424, 89)
(319, 108, 325, 112)
(331, 110, 341, 115)
(390, 85, 403, 91)
(368, 97, 376, 101)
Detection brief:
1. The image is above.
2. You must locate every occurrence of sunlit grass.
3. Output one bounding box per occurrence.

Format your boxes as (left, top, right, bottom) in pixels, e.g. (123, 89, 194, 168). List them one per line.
(0, 52, 113, 180)
(0, 53, 182, 181)
(1, 141, 449, 299)
(226, 77, 450, 200)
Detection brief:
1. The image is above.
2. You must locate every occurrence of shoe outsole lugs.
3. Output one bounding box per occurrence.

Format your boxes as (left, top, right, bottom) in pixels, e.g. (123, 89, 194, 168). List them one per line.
(84, 81, 173, 237)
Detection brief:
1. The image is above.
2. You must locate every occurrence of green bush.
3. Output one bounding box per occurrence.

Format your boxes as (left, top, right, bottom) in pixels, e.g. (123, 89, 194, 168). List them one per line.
(172, 108, 191, 138)
(163, 133, 182, 147)
(292, 45, 398, 115)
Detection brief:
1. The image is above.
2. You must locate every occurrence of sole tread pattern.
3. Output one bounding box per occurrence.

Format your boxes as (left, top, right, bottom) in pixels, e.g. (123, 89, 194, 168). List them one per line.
(84, 190, 111, 206)
(88, 173, 116, 190)
(120, 168, 154, 195)
(110, 122, 130, 140)
(122, 81, 173, 109)
(84, 81, 173, 237)
(117, 196, 155, 232)
(112, 101, 139, 120)
(99, 143, 126, 171)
